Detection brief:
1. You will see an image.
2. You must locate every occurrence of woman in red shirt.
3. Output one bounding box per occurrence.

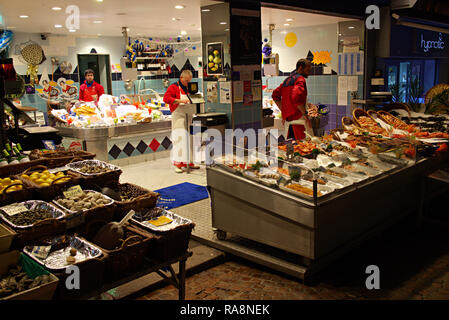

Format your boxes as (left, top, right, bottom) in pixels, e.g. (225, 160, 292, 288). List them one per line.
(163, 70, 199, 173)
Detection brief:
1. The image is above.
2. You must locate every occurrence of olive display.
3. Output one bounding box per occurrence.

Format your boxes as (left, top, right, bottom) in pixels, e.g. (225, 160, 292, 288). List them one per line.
(4, 209, 54, 226)
(78, 165, 112, 174)
(56, 191, 111, 211)
(0, 265, 52, 298)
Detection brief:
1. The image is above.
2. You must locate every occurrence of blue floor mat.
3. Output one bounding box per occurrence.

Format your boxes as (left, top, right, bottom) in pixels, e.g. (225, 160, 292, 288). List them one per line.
(154, 182, 209, 210)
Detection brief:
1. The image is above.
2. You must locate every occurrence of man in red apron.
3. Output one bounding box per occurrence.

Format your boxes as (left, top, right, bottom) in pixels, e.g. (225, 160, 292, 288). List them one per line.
(79, 69, 104, 102)
(163, 70, 200, 173)
(272, 59, 313, 140)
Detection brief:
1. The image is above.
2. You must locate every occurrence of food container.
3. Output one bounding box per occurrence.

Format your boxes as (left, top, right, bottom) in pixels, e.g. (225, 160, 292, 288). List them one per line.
(80, 220, 160, 281)
(0, 177, 33, 208)
(67, 160, 122, 188)
(0, 201, 67, 249)
(23, 235, 106, 299)
(0, 250, 59, 300)
(131, 208, 195, 261)
(111, 183, 160, 219)
(0, 223, 16, 253)
(16, 165, 81, 201)
(53, 190, 115, 229)
(279, 180, 333, 201)
(29, 149, 96, 168)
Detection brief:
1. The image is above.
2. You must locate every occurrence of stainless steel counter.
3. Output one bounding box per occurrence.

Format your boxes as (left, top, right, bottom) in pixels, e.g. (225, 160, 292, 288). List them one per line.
(207, 153, 449, 278)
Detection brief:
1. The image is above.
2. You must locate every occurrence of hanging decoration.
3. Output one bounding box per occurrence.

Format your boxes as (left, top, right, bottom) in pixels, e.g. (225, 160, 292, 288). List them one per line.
(0, 30, 14, 55)
(262, 44, 272, 57)
(15, 40, 46, 86)
(284, 32, 297, 48)
(311, 50, 332, 65)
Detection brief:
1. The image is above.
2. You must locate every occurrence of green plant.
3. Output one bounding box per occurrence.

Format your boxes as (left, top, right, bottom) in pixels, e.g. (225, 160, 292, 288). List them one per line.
(389, 83, 403, 103)
(407, 78, 424, 112)
(425, 88, 449, 115)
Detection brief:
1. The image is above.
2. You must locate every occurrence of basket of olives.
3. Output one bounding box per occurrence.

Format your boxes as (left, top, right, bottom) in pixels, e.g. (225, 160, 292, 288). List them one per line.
(0, 201, 67, 248)
(111, 183, 160, 219)
(0, 176, 33, 207)
(53, 189, 116, 229)
(16, 165, 81, 201)
(67, 160, 122, 188)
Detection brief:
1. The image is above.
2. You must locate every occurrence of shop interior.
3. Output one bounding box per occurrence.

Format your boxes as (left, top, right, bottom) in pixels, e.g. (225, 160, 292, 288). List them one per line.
(0, 0, 448, 300)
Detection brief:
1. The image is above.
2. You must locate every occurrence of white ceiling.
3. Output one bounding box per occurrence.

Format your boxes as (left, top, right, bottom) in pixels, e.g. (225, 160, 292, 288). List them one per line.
(0, 0, 355, 38)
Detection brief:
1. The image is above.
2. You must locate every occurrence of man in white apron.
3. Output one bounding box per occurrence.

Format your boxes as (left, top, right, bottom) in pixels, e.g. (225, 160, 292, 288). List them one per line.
(272, 59, 313, 140)
(163, 70, 199, 173)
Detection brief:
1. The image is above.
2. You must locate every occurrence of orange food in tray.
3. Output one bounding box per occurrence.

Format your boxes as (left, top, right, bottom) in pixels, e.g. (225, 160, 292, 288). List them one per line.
(278, 141, 317, 155)
(286, 183, 322, 197)
(357, 116, 389, 136)
(380, 112, 416, 132)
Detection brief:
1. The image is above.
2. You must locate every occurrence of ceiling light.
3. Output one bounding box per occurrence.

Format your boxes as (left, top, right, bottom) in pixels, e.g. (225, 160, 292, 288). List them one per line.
(281, 30, 287, 34)
(52, 7, 62, 11)
(175, 5, 185, 9)
(348, 26, 355, 29)
(339, 33, 342, 36)
(181, 30, 187, 35)
(219, 22, 227, 25)
(69, 29, 76, 32)
(201, 9, 210, 12)
(97, 34, 102, 36)
(19, 15, 29, 18)
(93, 20, 103, 23)
(286, 18, 293, 22)
(54, 24, 63, 28)
(126, 28, 130, 31)
(224, 28, 229, 31)
(96, 0, 104, 2)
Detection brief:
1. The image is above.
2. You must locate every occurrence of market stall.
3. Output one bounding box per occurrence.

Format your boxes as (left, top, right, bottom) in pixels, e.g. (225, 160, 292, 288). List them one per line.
(0, 150, 195, 300)
(51, 94, 173, 164)
(207, 108, 449, 278)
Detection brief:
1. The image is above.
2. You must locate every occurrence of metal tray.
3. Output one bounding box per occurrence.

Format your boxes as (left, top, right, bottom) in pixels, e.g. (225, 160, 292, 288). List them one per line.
(66, 159, 121, 176)
(52, 190, 114, 214)
(0, 200, 66, 230)
(279, 180, 333, 201)
(23, 235, 103, 270)
(329, 167, 367, 183)
(131, 207, 193, 233)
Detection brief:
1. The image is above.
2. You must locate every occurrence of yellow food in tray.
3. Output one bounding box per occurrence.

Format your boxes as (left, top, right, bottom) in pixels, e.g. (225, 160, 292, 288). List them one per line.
(285, 183, 322, 197)
(74, 105, 96, 116)
(21, 170, 71, 187)
(0, 177, 23, 194)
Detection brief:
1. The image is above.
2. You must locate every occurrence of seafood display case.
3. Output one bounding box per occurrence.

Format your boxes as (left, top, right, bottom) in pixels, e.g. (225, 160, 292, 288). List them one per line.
(207, 116, 449, 277)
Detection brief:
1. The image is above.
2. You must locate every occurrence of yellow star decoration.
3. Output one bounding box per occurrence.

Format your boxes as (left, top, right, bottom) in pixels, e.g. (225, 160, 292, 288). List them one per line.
(312, 51, 332, 65)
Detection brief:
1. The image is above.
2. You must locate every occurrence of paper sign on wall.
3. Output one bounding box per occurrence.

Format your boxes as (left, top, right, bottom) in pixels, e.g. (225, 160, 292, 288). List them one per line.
(207, 82, 218, 103)
(338, 76, 349, 106)
(219, 82, 232, 104)
(252, 80, 262, 101)
(233, 81, 244, 103)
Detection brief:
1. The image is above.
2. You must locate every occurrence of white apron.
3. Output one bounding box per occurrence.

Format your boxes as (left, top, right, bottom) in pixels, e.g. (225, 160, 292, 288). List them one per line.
(284, 103, 314, 139)
(171, 85, 196, 164)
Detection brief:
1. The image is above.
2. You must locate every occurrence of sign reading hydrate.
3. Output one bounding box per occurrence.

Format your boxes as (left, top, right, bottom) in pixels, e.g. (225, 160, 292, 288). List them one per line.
(420, 32, 445, 53)
(63, 185, 84, 199)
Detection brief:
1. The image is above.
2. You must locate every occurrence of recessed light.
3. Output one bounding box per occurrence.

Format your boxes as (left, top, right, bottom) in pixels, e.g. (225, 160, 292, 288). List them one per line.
(126, 28, 130, 31)
(339, 33, 342, 36)
(172, 18, 181, 21)
(286, 18, 293, 22)
(97, 34, 102, 36)
(284, 23, 290, 26)
(69, 29, 76, 32)
(96, 0, 104, 2)
(201, 9, 211, 12)
(54, 24, 63, 28)
(219, 22, 227, 25)
(281, 30, 287, 34)
(224, 28, 229, 32)
(93, 20, 103, 24)
(52, 7, 62, 11)
(175, 5, 185, 9)
(181, 30, 187, 35)
(19, 15, 29, 18)
(348, 26, 355, 29)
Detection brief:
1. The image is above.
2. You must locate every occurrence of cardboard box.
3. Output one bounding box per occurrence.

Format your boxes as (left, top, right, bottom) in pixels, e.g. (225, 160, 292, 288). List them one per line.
(0, 250, 59, 300)
(0, 223, 16, 254)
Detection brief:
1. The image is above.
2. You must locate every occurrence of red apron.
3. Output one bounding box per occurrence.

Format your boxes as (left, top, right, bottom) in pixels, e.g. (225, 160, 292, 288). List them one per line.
(83, 85, 98, 102)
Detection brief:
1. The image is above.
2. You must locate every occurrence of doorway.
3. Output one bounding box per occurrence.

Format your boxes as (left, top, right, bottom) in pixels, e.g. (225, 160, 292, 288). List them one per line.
(77, 54, 112, 95)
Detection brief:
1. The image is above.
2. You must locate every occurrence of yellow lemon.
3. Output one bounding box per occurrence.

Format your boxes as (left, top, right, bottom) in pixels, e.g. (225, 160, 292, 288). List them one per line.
(35, 179, 45, 184)
(56, 171, 65, 176)
(3, 178, 11, 183)
(21, 174, 30, 179)
(40, 183, 50, 187)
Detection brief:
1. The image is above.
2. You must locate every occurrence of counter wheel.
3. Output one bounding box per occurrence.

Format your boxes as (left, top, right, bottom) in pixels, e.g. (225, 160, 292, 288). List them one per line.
(216, 230, 227, 240)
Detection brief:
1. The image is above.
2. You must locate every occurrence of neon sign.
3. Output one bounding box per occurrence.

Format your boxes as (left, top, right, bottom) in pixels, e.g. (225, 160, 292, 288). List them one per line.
(420, 32, 445, 53)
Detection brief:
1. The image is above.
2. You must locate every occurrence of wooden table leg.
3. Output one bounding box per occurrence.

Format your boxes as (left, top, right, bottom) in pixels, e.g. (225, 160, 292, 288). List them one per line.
(178, 259, 186, 300)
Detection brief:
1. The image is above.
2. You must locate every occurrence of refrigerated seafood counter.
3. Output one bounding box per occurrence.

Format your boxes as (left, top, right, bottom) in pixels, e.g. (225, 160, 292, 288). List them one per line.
(206, 135, 449, 279)
(55, 120, 172, 164)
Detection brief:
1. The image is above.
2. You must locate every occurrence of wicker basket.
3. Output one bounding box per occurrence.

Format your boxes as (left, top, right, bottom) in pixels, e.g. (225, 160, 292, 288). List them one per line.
(112, 183, 160, 219)
(150, 223, 195, 261)
(0, 180, 34, 207)
(29, 150, 96, 168)
(16, 165, 82, 201)
(382, 102, 412, 117)
(0, 158, 46, 177)
(80, 221, 160, 281)
(352, 108, 389, 136)
(377, 110, 408, 129)
(11, 218, 67, 249)
(367, 109, 378, 118)
(341, 116, 360, 131)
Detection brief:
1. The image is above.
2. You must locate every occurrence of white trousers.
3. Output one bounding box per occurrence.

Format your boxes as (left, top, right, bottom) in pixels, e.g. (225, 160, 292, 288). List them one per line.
(171, 104, 196, 164)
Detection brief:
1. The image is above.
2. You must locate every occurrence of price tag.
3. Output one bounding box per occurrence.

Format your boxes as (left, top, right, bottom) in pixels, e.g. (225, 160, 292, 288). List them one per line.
(1, 203, 28, 216)
(147, 216, 173, 227)
(49, 166, 69, 174)
(63, 185, 84, 199)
